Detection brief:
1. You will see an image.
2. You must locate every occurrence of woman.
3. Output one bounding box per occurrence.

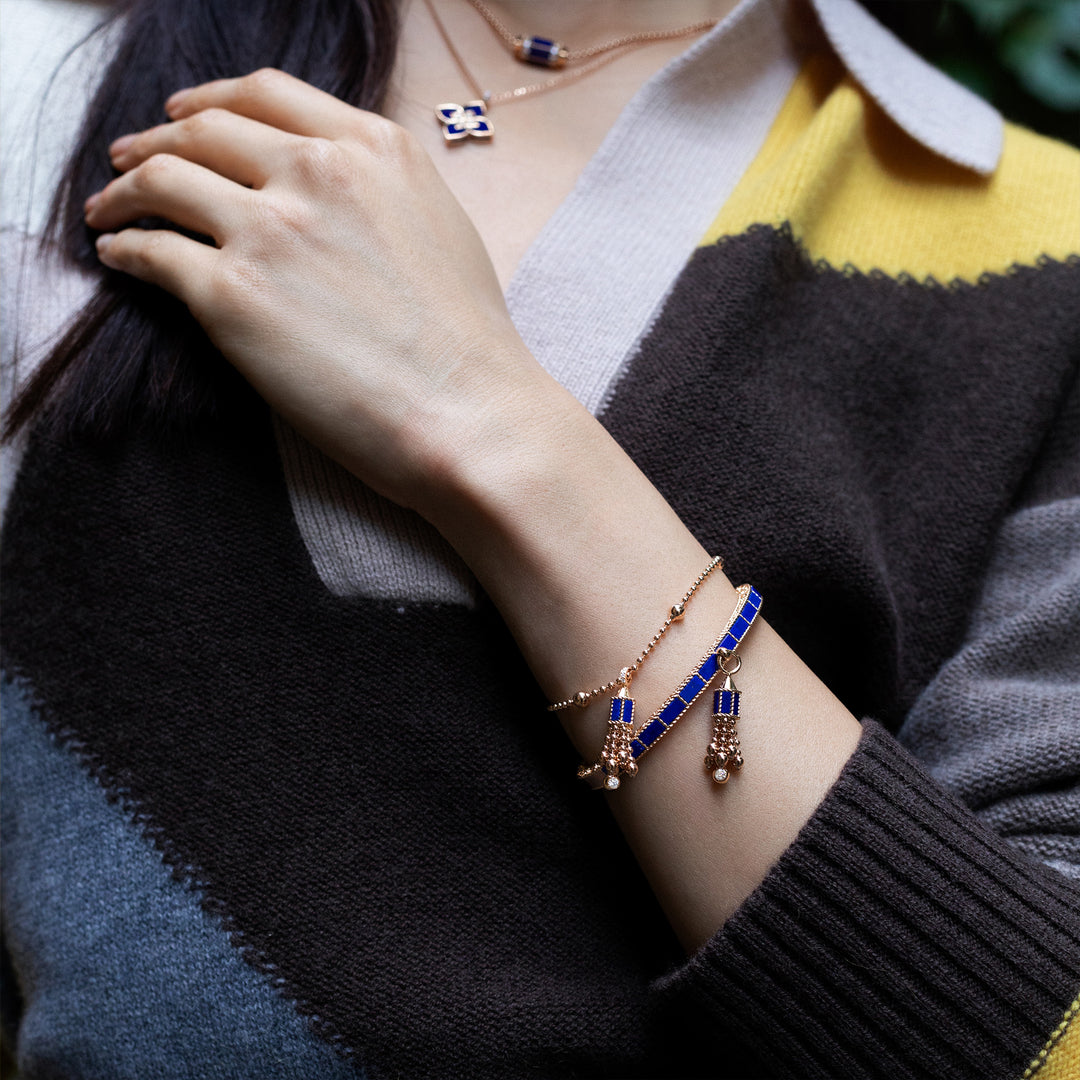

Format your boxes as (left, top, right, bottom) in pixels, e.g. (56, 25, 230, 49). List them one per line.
(2, 0, 1078, 1076)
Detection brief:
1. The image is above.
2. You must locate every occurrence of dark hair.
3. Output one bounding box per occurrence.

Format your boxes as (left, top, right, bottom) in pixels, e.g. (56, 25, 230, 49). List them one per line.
(4, 0, 399, 443)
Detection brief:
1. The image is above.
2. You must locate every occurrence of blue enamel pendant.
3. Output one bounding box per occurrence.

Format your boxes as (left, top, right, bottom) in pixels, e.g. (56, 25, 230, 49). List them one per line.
(435, 101, 494, 142)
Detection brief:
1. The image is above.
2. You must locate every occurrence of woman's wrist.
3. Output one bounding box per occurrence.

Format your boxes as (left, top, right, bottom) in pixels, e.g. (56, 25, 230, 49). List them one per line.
(409, 358, 861, 950)
(413, 355, 734, 710)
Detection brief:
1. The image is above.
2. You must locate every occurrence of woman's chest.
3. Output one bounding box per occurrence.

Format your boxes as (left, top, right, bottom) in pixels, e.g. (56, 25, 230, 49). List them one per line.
(384, 92, 632, 290)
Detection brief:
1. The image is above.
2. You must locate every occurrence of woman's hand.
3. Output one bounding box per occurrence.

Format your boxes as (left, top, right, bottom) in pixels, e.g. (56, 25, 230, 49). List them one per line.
(83, 68, 544, 508)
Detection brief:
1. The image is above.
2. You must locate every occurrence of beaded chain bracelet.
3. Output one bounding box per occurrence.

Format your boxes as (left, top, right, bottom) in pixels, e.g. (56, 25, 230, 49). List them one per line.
(547, 555, 724, 713)
(577, 584, 763, 791)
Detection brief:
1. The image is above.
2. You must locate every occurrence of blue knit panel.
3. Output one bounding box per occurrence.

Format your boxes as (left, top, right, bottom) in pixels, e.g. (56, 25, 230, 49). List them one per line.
(0, 675, 364, 1080)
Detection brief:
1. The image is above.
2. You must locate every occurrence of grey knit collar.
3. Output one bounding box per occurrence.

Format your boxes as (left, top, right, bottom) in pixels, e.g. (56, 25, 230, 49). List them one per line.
(811, 0, 1002, 175)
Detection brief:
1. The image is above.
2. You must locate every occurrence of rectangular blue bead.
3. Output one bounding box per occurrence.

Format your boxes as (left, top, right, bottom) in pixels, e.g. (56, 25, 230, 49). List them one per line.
(638, 719, 666, 747)
(622, 697, 635, 725)
(680, 673, 707, 702)
(522, 37, 560, 64)
(713, 689, 721, 713)
(659, 698, 684, 726)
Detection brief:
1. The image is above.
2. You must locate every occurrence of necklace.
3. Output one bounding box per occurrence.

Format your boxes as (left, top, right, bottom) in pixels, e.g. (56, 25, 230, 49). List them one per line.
(466, 0, 717, 69)
(422, 0, 718, 144)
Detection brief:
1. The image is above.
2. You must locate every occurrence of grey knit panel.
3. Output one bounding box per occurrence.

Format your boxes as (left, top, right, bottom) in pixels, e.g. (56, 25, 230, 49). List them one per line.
(273, 420, 477, 604)
(899, 497, 1080, 878)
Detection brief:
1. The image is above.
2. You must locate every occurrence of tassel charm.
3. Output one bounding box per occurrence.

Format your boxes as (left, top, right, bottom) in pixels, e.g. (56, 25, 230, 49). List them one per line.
(598, 686, 638, 791)
(705, 670, 743, 784)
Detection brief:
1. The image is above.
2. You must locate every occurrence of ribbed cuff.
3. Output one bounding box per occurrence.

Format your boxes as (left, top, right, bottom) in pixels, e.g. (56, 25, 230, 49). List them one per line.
(654, 721, 1080, 1080)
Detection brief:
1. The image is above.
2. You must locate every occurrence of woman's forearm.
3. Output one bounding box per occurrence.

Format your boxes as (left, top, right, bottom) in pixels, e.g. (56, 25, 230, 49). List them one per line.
(416, 355, 862, 951)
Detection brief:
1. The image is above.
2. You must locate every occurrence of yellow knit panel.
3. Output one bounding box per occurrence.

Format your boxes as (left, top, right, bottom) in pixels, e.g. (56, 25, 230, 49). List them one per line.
(1025, 996, 1080, 1080)
(702, 53, 1080, 283)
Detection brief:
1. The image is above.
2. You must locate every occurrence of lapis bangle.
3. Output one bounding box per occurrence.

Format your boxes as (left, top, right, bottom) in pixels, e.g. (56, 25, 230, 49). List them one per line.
(578, 584, 763, 791)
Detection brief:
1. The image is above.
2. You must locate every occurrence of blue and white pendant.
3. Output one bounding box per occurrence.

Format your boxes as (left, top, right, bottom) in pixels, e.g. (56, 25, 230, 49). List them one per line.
(435, 100, 494, 143)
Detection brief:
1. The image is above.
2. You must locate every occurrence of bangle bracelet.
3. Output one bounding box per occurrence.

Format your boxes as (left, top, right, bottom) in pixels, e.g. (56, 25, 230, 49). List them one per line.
(577, 583, 762, 790)
(547, 555, 723, 712)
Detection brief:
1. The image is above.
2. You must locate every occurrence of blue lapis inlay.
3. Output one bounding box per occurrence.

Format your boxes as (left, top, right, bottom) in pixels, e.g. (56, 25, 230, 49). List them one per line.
(720, 632, 737, 652)
(631, 738, 647, 759)
(699, 653, 719, 681)
(715, 688, 739, 716)
(638, 719, 666, 747)
(748, 587, 762, 610)
(730, 615, 750, 641)
(464, 103, 485, 116)
(609, 695, 634, 726)
(679, 673, 707, 703)
(659, 698, 684, 726)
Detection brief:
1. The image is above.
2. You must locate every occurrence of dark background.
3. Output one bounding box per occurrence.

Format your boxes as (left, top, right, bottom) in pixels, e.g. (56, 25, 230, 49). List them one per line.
(867, 0, 1080, 146)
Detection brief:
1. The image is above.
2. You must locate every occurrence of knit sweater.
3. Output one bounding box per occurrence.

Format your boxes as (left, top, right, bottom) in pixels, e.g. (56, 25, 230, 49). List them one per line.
(2, 1, 1079, 1078)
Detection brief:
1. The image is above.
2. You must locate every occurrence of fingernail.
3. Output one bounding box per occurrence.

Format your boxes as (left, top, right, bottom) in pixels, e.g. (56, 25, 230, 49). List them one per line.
(165, 88, 191, 114)
(84, 192, 100, 215)
(110, 134, 136, 157)
(95, 233, 116, 264)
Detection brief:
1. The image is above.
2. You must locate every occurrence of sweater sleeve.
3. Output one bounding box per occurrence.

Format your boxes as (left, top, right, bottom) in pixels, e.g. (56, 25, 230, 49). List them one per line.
(654, 382, 1080, 1080)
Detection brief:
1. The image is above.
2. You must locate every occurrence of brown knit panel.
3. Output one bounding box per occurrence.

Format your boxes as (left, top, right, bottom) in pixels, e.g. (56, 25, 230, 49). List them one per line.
(657, 722, 1080, 1080)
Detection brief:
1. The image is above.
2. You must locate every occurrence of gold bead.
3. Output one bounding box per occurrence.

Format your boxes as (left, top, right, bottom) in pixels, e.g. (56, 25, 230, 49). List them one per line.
(573, 691, 590, 708)
(670, 602, 686, 620)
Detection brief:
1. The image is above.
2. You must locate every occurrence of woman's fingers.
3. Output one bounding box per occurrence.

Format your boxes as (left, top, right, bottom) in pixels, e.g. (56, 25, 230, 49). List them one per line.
(95, 228, 217, 307)
(85, 153, 246, 241)
(165, 68, 375, 141)
(110, 109, 291, 188)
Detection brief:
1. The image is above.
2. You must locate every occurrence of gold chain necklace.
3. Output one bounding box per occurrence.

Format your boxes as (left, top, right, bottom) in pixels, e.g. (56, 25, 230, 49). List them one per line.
(422, 0, 718, 144)
(466, 0, 717, 67)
